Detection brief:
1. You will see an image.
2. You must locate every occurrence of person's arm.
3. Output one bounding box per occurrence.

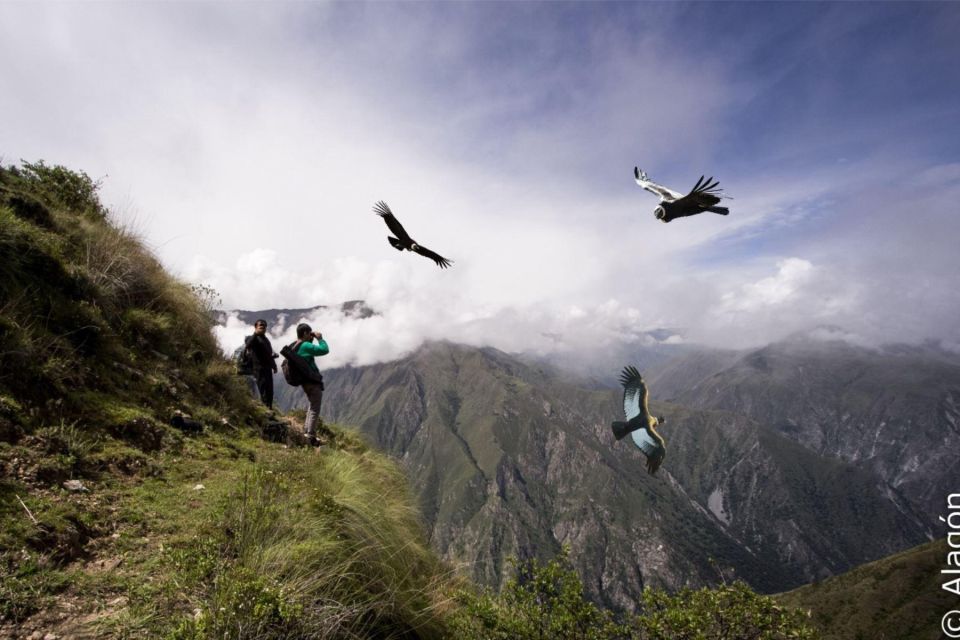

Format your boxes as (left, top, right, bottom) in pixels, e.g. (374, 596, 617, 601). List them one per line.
(265, 338, 278, 371)
(299, 340, 329, 357)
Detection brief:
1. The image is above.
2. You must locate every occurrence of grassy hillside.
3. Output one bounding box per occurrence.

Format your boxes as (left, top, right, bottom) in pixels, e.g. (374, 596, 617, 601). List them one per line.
(0, 161, 456, 638)
(779, 538, 955, 640)
(0, 160, 815, 639)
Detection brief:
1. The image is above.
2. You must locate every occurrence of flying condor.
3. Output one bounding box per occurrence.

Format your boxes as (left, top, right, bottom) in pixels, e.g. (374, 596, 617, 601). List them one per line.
(611, 365, 667, 475)
(373, 200, 453, 269)
(634, 167, 730, 223)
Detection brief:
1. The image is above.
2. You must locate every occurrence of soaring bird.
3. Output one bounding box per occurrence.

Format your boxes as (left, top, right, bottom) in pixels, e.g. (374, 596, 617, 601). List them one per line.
(611, 365, 667, 475)
(373, 201, 453, 269)
(634, 167, 730, 223)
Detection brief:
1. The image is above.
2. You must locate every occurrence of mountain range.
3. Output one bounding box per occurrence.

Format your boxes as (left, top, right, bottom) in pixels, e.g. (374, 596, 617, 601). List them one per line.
(234, 302, 958, 611)
(647, 335, 960, 535)
(216, 300, 375, 330)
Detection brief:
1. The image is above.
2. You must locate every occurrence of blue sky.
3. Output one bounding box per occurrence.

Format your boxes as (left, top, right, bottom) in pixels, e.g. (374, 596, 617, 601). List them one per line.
(1, 2, 958, 362)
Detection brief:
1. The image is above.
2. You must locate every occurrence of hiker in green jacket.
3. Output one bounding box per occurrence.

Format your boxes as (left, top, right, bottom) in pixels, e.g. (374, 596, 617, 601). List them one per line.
(296, 323, 329, 446)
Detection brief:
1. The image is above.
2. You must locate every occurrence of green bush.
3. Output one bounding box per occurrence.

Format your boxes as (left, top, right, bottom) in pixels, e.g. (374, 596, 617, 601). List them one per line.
(451, 551, 816, 640)
(8, 160, 106, 218)
(632, 581, 816, 640)
(451, 549, 629, 640)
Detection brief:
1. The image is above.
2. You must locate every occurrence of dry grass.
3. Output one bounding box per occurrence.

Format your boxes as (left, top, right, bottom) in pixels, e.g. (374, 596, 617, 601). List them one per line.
(174, 447, 459, 639)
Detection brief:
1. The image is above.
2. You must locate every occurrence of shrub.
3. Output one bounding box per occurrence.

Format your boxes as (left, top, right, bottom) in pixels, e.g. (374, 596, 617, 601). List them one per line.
(451, 549, 629, 640)
(450, 551, 817, 640)
(631, 581, 817, 640)
(11, 160, 106, 218)
(4, 192, 54, 228)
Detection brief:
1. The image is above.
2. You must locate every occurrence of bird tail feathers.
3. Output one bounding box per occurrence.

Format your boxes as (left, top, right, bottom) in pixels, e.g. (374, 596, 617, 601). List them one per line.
(708, 207, 729, 215)
(611, 421, 633, 441)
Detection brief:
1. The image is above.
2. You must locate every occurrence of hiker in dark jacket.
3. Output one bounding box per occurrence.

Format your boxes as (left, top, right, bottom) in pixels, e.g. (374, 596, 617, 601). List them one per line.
(247, 319, 278, 409)
(296, 323, 329, 446)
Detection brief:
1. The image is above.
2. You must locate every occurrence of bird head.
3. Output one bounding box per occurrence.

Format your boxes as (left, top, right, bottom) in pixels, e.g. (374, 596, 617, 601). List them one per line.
(654, 206, 666, 221)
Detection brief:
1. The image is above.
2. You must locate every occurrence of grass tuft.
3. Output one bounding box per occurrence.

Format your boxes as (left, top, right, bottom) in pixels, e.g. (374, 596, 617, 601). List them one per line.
(163, 447, 457, 639)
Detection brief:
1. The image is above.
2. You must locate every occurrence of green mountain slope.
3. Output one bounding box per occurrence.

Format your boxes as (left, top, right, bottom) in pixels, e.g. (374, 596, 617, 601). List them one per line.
(648, 336, 960, 535)
(779, 538, 957, 640)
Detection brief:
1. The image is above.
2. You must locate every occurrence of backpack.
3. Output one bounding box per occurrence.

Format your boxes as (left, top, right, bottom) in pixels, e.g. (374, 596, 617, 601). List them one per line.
(280, 340, 324, 388)
(233, 337, 254, 376)
(280, 341, 304, 386)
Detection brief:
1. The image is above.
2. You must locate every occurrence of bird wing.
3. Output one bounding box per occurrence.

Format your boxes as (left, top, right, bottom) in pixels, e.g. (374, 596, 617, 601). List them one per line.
(634, 167, 684, 202)
(373, 201, 413, 244)
(630, 427, 663, 459)
(673, 175, 725, 209)
(621, 364, 666, 473)
(631, 426, 666, 474)
(412, 244, 453, 269)
(619, 365, 648, 422)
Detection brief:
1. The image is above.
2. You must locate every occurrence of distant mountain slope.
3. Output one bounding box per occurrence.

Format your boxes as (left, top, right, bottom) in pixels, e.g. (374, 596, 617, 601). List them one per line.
(319, 342, 751, 610)
(217, 300, 375, 329)
(647, 337, 960, 534)
(519, 329, 691, 388)
(300, 341, 929, 609)
(778, 538, 955, 640)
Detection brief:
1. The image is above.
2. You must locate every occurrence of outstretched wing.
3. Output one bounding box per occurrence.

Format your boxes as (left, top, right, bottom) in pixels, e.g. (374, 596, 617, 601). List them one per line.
(373, 201, 413, 244)
(631, 428, 666, 474)
(634, 167, 684, 202)
(619, 365, 649, 422)
(673, 175, 725, 209)
(619, 365, 666, 473)
(412, 244, 453, 269)
(630, 428, 663, 459)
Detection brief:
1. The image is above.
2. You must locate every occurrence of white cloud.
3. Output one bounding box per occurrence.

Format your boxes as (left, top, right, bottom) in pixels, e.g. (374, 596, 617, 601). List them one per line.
(718, 258, 814, 312)
(3, 3, 959, 362)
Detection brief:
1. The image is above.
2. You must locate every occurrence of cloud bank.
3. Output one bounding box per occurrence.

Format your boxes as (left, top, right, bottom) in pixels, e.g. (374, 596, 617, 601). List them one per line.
(3, 3, 959, 365)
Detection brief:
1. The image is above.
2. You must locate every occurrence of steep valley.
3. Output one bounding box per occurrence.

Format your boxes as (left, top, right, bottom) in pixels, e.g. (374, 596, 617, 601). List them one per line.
(275, 339, 940, 608)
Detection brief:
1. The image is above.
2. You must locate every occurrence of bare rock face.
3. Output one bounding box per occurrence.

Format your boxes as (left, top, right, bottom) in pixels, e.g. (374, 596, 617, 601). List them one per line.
(314, 341, 931, 609)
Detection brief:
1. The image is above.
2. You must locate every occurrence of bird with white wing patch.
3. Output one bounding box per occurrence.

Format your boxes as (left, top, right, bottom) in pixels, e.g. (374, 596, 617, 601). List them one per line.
(373, 200, 453, 269)
(634, 167, 731, 223)
(611, 365, 668, 475)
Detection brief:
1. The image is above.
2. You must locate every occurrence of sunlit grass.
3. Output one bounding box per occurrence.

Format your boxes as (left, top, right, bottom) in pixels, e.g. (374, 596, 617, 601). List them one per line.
(70, 430, 460, 639)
